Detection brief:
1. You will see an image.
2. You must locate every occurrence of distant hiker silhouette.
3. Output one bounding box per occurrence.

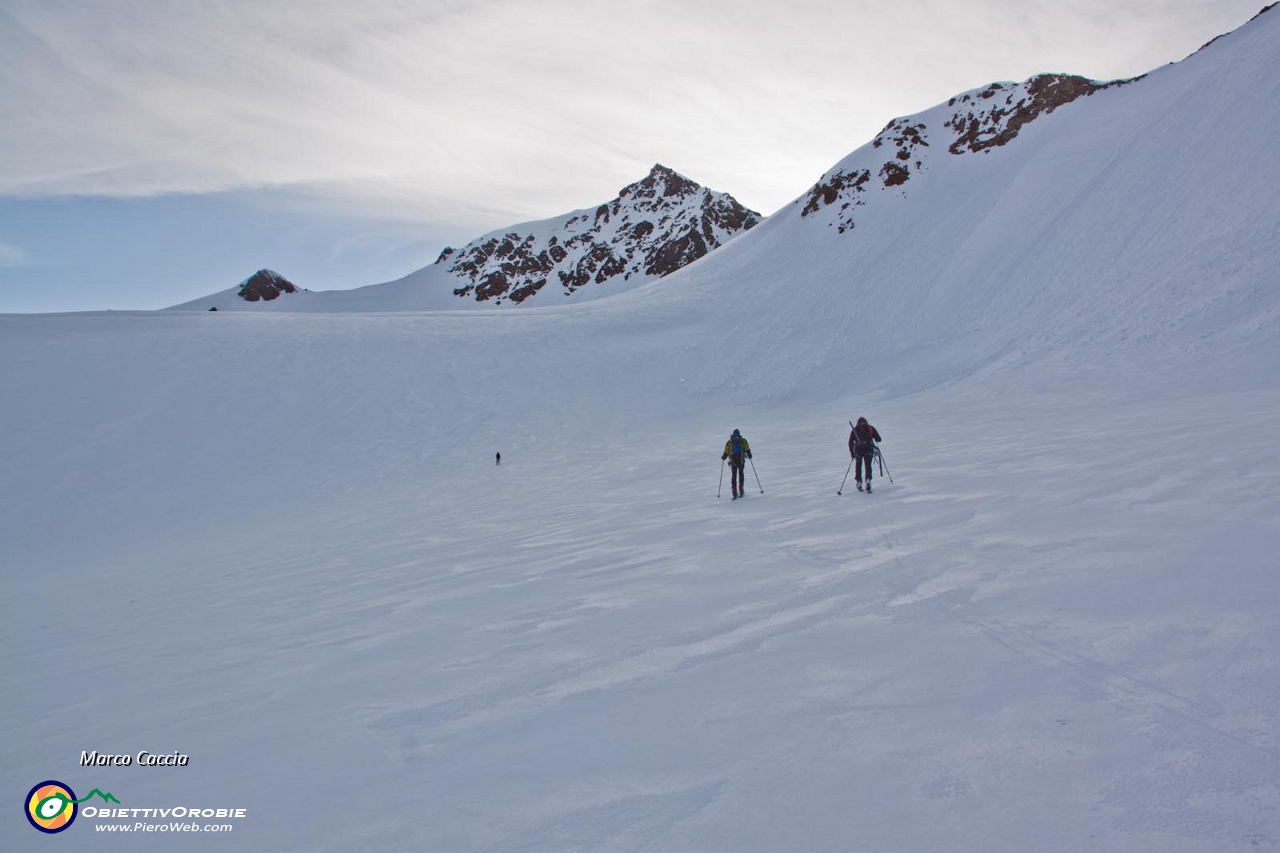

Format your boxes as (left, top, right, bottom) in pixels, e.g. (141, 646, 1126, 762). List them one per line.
(849, 417, 882, 492)
(496, 452, 501, 466)
(721, 429, 753, 499)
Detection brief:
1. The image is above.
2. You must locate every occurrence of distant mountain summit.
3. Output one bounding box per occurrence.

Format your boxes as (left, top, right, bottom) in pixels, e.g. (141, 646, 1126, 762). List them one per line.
(434, 164, 760, 305)
(168, 268, 304, 311)
(168, 166, 758, 312)
(237, 269, 301, 302)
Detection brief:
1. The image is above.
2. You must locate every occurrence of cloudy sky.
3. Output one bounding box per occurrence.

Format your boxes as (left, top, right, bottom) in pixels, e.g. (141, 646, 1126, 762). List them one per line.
(0, 0, 1266, 311)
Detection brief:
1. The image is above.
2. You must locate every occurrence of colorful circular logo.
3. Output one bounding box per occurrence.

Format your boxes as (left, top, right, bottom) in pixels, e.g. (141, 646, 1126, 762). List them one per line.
(25, 781, 77, 833)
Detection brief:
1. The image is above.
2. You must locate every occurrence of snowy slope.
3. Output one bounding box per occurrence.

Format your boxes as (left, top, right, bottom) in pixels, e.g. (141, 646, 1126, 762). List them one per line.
(5, 7, 1280, 853)
(637, 3, 1280, 405)
(172, 165, 759, 312)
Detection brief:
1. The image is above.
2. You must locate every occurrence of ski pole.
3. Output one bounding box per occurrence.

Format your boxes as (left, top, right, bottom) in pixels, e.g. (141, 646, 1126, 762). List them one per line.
(717, 458, 725, 498)
(837, 458, 854, 495)
(748, 457, 764, 493)
(875, 446, 894, 484)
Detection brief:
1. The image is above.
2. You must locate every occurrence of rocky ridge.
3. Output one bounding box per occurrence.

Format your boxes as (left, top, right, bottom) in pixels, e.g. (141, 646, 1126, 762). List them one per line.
(439, 165, 760, 305)
(800, 73, 1133, 233)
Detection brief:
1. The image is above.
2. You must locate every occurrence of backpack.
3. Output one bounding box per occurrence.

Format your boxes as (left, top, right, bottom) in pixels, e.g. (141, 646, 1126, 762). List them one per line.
(730, 436, 744, 455)
(853, 423, 875, 453)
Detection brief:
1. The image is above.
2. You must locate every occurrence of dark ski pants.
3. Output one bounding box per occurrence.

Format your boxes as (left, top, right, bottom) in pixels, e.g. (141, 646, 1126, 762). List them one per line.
(729, 456, 746, 496)
(855, 452, 873, 484)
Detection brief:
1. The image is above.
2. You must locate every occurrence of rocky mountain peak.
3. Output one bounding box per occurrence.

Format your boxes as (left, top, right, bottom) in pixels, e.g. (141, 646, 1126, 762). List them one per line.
(435, 166, 760, 305)
(619, 164, 701, 202)
(237, 269, 300, 302)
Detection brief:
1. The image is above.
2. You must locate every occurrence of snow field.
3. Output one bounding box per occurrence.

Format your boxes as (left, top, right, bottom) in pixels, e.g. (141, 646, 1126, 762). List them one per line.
(3, 310, 1279, 851)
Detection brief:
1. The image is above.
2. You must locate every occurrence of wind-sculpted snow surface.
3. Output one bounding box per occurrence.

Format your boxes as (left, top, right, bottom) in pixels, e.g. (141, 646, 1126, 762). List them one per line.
(3, 312, 1279, 853)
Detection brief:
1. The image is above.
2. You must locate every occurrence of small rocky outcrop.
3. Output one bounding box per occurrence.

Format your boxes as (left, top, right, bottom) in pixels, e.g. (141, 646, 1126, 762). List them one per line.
(944, 75, 1112, 155)
(801, 116, 931, 232)
(237, 270, 300, 302)
(440, 165, 760, 305)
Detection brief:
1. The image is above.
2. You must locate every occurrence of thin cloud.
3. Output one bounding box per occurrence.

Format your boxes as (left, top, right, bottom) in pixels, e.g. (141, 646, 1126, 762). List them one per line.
(0, 242, 28, 267)
(0, 0, 1266, 223)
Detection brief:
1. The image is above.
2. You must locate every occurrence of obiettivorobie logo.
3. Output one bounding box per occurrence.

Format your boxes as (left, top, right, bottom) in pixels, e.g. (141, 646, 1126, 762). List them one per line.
(24, 780, 249, 836)
(24, 781, 119, 834)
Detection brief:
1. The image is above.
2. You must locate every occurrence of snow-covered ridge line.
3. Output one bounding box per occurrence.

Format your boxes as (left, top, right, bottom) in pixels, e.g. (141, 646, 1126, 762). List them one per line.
(795, 4, 1279, 236)
(165, 165, 759, 312)
(1197, 1, 1276, 52)
(799, 73, 1134, 233)
(435, 164, 760, 305)
(171, 3, 1276, 313)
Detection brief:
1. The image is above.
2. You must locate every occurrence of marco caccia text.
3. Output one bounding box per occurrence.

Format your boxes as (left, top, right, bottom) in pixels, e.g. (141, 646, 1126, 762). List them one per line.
(81, 750, 190, 767)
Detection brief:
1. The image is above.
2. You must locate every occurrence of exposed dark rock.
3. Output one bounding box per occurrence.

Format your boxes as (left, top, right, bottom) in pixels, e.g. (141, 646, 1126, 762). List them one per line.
(474, 271, 509, 301)
(439, 164, 759, 304)
(620, 164, 701, 202)
(508, 279, 547, 303)
(595, 248, 627, 283)
(645, 227, 708, 277)
(880, 162, 909, 187)
(629, 221, 655, 240)
(802, 169, 871, 217)
(802, 68, 1149, 236)
(237, 270, 299, 302)
(946, 75, 1108, 155)
(208, 306, 218, 311)
(802, 115, 928, 229)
